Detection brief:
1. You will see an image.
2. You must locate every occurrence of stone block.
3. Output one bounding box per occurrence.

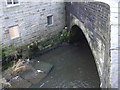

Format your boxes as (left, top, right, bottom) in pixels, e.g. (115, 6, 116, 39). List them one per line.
(9, 76, 31, 88)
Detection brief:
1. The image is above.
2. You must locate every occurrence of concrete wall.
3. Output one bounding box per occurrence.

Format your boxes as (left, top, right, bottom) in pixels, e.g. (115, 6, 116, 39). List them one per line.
(1, 2, 65, 47)
(66, 2, 110, 88)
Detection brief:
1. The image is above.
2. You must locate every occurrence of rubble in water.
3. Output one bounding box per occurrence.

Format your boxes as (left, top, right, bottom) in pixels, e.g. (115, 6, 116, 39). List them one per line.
(2, 59, 53, 88)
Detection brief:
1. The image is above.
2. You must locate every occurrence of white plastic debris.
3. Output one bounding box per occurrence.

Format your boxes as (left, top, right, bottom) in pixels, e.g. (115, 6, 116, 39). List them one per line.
(64, 26, 68, 29)
(13, 76, 19, 79)
(39, 83, 45, 87)
(37, 70, 43, 73)
(26, 59, 30, 62)
(37, 61, 40, 63)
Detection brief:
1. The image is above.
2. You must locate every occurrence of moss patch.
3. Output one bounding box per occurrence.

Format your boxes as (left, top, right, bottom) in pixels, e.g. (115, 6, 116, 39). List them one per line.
(2, 29, 70, 71)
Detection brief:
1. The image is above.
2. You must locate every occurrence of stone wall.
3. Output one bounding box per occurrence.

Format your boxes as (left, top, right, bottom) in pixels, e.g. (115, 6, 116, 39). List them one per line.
(0, 1, 112, 88)
(66, 2, 110, 88)
(0, 2, 3, 48)
(1, 2, 65, 47)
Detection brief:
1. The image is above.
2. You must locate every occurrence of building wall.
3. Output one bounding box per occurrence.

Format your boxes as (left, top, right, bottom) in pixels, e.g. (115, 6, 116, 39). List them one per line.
(1, 2, 65, 47)
(66, 2, 110, 88)
(0, 2, 3, 48)
(0, 1, 112, 88)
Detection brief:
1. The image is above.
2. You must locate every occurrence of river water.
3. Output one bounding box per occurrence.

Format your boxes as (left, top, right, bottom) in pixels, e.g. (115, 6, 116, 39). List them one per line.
(30, 38, 100, 88)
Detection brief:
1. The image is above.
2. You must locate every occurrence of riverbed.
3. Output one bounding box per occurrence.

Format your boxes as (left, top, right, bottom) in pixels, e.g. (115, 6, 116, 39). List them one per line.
(30, 40, 100, 88)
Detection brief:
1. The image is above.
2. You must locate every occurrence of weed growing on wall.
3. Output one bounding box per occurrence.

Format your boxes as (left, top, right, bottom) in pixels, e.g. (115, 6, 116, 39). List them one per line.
(2, 29, 70, 71)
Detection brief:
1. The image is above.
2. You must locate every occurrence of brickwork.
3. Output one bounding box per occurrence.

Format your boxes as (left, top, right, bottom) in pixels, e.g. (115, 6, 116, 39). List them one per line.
(66, 2, 110, 88)
(0, 2, 65, 47)
(0, 1, 115, 88)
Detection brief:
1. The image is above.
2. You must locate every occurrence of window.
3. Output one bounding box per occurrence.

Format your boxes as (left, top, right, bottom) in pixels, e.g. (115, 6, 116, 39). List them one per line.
(9, 25, 19, 39)
(47, 15, 53, 25)
(7, 0, 12, 4)
(7, 0, 19, 6)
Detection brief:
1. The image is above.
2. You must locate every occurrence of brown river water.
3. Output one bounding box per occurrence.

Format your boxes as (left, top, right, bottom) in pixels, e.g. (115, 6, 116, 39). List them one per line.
(30, 39, 100, 88)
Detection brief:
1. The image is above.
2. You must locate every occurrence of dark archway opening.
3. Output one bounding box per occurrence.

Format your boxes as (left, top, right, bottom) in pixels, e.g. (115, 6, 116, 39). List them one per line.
(69, 25, 95, 53)
(69, 25, 87, 44)
(69, 25, 100, 87)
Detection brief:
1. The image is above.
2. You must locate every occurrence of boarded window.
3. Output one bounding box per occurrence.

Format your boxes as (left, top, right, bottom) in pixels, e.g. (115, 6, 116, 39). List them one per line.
(47, 15, 53, 25)
(9, 26, 19, 39)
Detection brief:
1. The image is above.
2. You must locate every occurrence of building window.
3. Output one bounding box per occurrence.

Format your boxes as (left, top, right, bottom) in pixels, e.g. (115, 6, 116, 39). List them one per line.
(9, 25, 19, 39)
(7, 0, 19, 6)
(47, 15, 53, 25)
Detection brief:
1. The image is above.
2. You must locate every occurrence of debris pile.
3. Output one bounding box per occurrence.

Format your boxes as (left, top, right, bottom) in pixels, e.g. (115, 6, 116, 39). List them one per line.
(2, 59, 53, 88)
(0, 78, 11, 87)
(11, 59, 29, 75)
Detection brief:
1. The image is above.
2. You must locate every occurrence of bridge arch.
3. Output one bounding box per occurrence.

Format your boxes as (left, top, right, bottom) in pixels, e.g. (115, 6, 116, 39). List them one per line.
(70, 24, 92, 48)
(69, 24, 99, 65)
(69, 25, 92, 52)
(69, 15, 105, 86)
(69, 24, 99, 71)
(69, 25, 85, 43)
(69, 24, 101, 87)
(66, 7, 110, 87)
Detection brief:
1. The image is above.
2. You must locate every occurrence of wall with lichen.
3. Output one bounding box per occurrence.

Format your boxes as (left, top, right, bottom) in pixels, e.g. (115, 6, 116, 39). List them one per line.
(1, 2, 65, 48)
(66, 2, 110, 88)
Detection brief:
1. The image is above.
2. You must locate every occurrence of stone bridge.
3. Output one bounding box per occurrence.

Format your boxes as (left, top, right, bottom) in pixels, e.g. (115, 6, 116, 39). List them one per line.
(65, 2, 111, 88)
(0, 0, 118, 88)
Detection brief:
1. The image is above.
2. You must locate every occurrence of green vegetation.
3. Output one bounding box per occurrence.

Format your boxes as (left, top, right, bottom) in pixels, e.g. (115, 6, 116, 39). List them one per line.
(2, 29, 70, 71)
(2, 60, 13, 71)
(117, 47, 120, 49)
